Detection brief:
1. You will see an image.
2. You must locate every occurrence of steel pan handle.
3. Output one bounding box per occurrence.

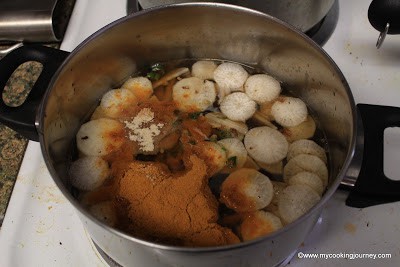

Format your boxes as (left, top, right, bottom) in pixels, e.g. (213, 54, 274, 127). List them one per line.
(346, 104, 400, 208)
(0, 45, 69, 141)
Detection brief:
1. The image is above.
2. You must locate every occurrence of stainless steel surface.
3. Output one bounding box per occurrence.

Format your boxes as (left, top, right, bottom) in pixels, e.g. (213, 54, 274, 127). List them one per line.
(376, 22, 390, 49)
(341, 108, 364, 188)
(93, 241, 123, 267)
(32, 3, 356, 266)
(305, 0, 338, 46)
(137, 0, 335, 32)
(0, 0, 74, 43)
(0, 43, 23, 56)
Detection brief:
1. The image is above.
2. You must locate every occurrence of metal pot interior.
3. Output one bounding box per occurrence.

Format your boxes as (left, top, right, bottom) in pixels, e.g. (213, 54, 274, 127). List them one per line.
(39, 2, 356, 264)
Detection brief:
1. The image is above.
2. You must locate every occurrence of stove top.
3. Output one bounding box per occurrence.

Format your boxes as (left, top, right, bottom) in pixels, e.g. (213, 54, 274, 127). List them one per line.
(1, 0, 400, 266)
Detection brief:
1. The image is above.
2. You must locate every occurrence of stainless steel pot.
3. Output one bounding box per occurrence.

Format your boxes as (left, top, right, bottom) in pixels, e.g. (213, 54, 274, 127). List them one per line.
(136, 0, 335, 32)
(0, 3, 399, 267)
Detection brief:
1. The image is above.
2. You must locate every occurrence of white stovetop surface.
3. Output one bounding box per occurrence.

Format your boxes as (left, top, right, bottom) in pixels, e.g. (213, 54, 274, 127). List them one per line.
(1, 0, 400, 266)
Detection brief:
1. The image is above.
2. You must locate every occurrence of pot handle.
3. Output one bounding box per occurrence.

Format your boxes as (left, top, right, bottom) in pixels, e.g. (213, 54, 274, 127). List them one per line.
(0, 45, 69, 141)
(368, 0, 400, 48)
(346, 104, 400, 208)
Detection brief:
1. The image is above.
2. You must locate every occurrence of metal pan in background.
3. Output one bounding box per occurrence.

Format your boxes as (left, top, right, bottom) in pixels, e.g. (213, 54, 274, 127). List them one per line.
(136, 0, 335, 33)
(0, 0, 76, 44)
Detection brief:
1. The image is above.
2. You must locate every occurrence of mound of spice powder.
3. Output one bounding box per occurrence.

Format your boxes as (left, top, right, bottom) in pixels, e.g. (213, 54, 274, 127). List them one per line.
(116, 155, 239, 246)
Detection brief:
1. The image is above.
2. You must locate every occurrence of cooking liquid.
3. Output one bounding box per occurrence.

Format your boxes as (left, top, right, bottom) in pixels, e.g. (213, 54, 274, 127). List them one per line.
(69, 59, 330, 246)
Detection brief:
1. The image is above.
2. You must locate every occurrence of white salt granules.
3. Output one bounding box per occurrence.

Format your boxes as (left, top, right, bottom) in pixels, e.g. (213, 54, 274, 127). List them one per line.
(124, 108, 164, 152)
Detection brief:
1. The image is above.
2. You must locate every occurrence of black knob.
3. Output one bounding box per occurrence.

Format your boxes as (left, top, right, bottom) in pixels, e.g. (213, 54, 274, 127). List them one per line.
(368, 0, 400, 34)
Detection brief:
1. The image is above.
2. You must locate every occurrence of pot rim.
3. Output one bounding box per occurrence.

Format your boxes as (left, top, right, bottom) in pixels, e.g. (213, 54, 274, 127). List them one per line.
(38, 2, 357, 253)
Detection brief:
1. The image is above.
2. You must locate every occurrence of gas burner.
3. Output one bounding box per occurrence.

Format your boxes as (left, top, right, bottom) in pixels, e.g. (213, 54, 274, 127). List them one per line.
(306, 0, 339, 46)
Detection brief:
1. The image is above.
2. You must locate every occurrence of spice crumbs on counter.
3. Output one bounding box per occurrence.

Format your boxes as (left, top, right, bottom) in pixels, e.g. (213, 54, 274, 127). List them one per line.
(344, 222, 357, 234)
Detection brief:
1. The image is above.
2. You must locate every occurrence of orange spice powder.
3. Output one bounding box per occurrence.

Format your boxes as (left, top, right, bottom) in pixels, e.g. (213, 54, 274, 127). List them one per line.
(116, 155, 239, 246)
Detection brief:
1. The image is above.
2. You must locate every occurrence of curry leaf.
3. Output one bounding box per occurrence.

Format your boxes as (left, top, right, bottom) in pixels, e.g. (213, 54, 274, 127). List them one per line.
(226, 156, 237, 168)
(146, 63, 165, 81)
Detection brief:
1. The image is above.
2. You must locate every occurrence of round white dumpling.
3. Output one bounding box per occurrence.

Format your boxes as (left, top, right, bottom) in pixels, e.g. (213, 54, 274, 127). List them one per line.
(191, 60, 218, 80)
(278, 184, 321, 224)
(220, 168, 274, 213)
(200, 141, 227, 175)
(281, 115, 316, 142)
(220, 92, 257, 122)
(89, 201, 118, 227)
(218, 138, 248, 171)
(287, 171, 324, 195)
(287, 139, 327, 163)
(100, 89, 138, 119)
(283, 154, 328, 187)
(76, 118, 126, 156)
(69, 156, 110, 191)
(172, 77, 216, 112)
(271, 97, 308, 127)
(244, 74, 281, 104)
(244, 126, 288, 164)
(240, 211, 283, 241)
(121, 76, 153, 102)
(214, 62, 249, 91)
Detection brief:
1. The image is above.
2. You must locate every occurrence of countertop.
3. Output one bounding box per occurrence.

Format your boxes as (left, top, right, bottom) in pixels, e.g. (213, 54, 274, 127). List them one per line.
(0, 57, 41, 224)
